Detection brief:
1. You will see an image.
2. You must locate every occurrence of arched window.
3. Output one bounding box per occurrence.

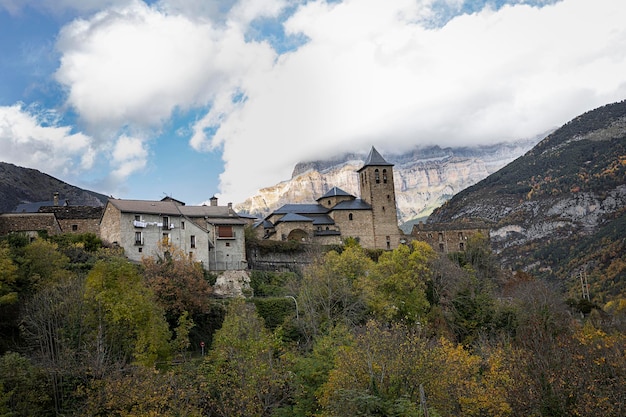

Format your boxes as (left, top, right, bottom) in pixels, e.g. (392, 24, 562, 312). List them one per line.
(348, 213, 353, 221)
(375, 169, 380, 183)
(382, 169, 388, 183)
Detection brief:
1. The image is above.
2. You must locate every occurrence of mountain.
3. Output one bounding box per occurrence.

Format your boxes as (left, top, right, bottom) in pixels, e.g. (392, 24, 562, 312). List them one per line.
(428, 100, 626, 303)
(236, 139, 540, 229)
(0, 162, 108, 212)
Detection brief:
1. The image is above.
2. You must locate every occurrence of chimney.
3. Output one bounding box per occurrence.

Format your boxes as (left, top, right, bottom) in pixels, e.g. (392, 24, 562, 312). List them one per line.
(53, 192, 59, 206)
(228, 202, 233, 210)
(210, 196, 218, 206)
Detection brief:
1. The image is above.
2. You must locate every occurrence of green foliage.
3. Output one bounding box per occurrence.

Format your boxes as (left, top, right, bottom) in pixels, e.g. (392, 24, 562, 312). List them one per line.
(361, 241, 435, 324)
(0, 352, 51, 416)
(199, 299, 294, 417)
(252, 297, 294, 330)
(0, 244, 18, 306)
(250, 270, 297, 297)
(85, 257, 172, 367)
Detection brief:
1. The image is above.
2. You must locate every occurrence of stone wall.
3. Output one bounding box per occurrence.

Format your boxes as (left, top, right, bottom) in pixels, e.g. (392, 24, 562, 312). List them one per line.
(0, 213, 62, 236)
(411, 221, 490, 254)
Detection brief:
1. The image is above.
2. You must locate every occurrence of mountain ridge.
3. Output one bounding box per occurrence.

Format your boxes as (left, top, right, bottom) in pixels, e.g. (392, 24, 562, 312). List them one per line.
(236, 139, 541, 227)
(428, 100, 626, 302)
(0, 162, 108, 212)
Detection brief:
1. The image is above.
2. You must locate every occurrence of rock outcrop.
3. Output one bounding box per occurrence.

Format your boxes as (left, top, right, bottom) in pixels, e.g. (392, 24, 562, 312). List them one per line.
(236, 140, 539, 228)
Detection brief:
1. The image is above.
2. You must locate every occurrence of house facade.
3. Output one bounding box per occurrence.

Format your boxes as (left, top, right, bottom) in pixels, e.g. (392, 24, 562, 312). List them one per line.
(255, 147, 405, 250)
(410, 220, 491, 253)
(99, 197, 247, 271)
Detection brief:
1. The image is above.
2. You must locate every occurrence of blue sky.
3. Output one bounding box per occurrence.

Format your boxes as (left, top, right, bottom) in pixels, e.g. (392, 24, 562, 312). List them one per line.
(1, 0, 625, 206)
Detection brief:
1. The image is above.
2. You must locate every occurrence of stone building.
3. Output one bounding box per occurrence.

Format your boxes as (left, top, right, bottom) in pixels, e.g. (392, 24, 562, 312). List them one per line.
(255, 147, 405, 250)
(0, 213, 62, 240)
(410, 220, 491, 253)
(1, 192, 103, 238)
(99, 196, 247, 271)
(38, 206, 103, 235)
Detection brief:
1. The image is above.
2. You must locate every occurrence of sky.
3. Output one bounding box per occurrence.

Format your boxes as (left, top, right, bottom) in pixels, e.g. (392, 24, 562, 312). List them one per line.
(1, 0, 625, 206)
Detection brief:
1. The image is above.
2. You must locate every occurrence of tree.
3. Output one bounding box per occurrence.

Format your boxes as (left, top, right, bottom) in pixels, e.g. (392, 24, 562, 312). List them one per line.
(84, 257, 172, 369)
(141, 243, 212, 323)
(20, 239, 70, 290)
(297, 244, 373, 345)
(360, 241, 435, 324)
(0, 243, 18, 306)
(199, 299, 294, 417)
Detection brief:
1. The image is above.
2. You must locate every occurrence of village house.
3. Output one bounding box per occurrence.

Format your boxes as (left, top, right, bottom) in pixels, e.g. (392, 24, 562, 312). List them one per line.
(0, 192, 104, 239)
(255, 147, 405, 250)
(99, 196, 247, 271)
(410, 220, 491, 253)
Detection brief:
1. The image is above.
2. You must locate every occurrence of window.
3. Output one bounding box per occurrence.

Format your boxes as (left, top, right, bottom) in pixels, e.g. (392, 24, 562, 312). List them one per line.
(458, 232, 464, 240)
(72, 224, 78, 231)
(135, 215, 141, 221)
(162, 216, 169, 229)
(225, 242, 231, 247)
(190, 235, 196, 248)
(349, 213, 353, 221)
(438, 233, 444, 242)
(383, 169, 388, 183)
(328, 200, 332, 206)
(459, 242, 465, 251)
(138, 247, 142, 253)
(217, 225, 233, 238)
(181, 221, 185, 230)
(439, 243, 445, 252)
(135, 232, 142, 245)
(375, 168, 380, 183)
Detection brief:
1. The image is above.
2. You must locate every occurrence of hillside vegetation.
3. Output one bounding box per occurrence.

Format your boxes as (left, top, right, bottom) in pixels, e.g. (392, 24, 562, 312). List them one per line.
(429, 100, 626, 304)
(0, 233, 624, 416)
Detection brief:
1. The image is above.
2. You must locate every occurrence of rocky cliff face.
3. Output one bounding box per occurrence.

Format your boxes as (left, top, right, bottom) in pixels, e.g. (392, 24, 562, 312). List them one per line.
(236, 139, 540, 227)
(428, 100, 626, 299)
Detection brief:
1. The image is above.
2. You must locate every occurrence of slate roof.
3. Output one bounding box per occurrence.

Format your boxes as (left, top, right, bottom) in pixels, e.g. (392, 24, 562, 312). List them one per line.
(358, 146, 393, 172)
(107, 199, 246, 224)
(318, 187, 354, 200)
(332, 199, 372, 210)
(276, 213, 314, 223)
(312, 215, 335, 225)
(273, 204, 329, 215)
(14, 200, 68, 213)
(107, 199, 182, 215)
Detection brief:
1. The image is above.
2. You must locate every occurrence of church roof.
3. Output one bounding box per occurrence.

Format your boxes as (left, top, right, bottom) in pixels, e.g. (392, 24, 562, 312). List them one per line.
(358, 146, 393, 172)
(273, 204, 329, 215)
(331, 199, 372, 210)
(276, 213, 314, 223)
(317, 186, 354, 200)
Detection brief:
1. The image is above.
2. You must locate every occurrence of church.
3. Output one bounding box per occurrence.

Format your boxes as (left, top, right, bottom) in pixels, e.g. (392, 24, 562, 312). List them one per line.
(254, 147, 405, 250)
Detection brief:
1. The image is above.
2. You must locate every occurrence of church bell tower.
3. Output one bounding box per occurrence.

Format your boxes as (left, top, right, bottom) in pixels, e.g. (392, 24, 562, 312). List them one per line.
(357, 147, 401, 250)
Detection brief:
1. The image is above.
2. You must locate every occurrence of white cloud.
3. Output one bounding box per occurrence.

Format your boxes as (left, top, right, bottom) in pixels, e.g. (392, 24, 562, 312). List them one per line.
(204, 0, 626, 203)
(47, 0, 626, 205)
(0, 103, 96, 179)
(110, 134, 148, 181)
(55, 0, 277, 132)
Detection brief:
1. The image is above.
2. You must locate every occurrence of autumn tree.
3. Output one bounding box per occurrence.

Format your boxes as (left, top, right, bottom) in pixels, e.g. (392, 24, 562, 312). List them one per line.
(84, 257, 172, 369)
(199, 299, 294, 417)
(297, 243, 373, 345)
(360, 240, 435, 324)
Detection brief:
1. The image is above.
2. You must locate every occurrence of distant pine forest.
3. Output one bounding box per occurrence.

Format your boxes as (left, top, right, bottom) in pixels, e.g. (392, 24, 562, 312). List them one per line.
(0, 231, 624, 416)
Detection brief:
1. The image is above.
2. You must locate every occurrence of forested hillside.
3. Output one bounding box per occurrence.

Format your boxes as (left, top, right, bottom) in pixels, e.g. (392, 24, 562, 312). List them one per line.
(429, 100, 626, 304)
(1, 233, 624, 416)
